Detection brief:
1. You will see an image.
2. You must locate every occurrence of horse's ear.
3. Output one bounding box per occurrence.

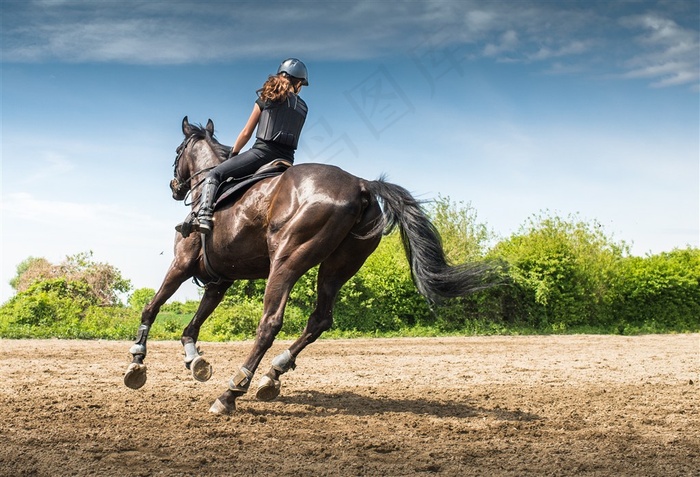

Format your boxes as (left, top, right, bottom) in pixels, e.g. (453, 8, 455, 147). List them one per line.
(182, 116, 192, 136)
(206, 119, 214, 136)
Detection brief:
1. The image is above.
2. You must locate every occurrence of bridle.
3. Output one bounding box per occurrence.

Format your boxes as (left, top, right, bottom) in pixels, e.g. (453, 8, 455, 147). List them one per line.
(171, 135, 214, 204)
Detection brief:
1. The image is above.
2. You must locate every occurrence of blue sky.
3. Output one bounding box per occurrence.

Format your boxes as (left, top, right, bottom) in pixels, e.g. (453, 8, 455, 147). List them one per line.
(1, 0, 698, 303)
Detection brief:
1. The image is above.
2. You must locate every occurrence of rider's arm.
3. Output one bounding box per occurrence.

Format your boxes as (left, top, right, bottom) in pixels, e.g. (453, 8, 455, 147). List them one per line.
(230, 103, 262, 156)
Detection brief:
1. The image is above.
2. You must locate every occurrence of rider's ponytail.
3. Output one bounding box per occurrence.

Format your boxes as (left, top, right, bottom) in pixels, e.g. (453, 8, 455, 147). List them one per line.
(257, 74, 301, 103)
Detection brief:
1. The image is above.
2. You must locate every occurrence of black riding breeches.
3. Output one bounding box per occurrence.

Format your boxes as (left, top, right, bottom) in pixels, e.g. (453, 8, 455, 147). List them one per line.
(207, 148, 271, 183)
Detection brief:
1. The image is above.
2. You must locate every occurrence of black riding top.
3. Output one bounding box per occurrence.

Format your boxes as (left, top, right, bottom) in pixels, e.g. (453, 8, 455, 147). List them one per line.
(206, 96, 302, 183)
(250, 97, 297, 162)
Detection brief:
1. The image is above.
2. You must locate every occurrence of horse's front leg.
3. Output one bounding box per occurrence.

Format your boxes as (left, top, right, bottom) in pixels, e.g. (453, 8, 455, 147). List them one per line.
(124, 238, 200, 390)
(180, 281, 231, 382)
(124, 267, 189, 389)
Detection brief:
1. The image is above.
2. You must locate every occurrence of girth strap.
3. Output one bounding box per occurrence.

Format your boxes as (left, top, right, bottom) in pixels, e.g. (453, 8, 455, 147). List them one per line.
(199, 233, 227, 287)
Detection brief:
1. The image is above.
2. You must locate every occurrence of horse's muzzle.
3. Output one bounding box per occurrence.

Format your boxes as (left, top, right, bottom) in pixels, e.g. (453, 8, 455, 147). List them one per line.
(170, 178, 189, 201)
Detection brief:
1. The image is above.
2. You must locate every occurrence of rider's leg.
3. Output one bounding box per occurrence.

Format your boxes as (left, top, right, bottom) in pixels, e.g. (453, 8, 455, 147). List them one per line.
(216, 148, 271, 180)
(194, 177, 219, 235)
(193, 149, 270, 236)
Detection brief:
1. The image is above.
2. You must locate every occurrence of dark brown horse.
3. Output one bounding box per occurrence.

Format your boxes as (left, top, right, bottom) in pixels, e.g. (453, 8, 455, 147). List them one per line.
(124, 116, 495, 414)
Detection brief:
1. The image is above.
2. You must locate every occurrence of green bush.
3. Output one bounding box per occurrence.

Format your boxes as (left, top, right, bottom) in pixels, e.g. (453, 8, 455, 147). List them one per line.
(334, 233, 431, 332)
(0, 277, 140, 339)
(430, 195, 495, 264)
(161, 299, 201, 315)
(9, 251, 132, 306)
(0, 278, 96, 327)
(80, 306, 139, 339)
(489, 213, 627, 330)
(208, 298, 265, 340)
(128, 287, 156, 310)
(613, 247, 700, 332)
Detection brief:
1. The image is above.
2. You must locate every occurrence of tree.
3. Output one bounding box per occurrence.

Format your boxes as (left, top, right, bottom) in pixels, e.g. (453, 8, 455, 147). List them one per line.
(428, 195, 495, 263)
(9, 257, 53, 292)
(9, 251, 132, 306)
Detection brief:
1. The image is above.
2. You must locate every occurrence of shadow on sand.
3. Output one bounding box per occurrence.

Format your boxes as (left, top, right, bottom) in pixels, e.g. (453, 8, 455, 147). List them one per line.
(248, 389, 540, 422)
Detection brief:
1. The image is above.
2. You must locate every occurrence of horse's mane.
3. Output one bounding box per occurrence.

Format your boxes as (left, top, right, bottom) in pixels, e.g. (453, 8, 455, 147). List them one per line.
(186, 122, 230, 162)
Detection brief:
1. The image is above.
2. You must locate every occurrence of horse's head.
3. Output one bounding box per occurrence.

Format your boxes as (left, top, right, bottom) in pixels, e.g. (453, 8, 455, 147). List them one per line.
(170, 116, 226, 201)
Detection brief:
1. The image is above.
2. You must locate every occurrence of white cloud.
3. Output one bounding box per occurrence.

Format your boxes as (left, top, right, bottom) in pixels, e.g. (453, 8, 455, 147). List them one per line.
(465, 9, 498, 34)
(527, 40, 592, 61)
(2, 0, 696, 92)
(484, 30, 519, 57)
(620, 13, 700, 89)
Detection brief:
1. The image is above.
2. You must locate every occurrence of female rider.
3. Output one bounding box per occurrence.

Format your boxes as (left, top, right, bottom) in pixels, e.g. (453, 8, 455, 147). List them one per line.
(179, 58, 309, 236)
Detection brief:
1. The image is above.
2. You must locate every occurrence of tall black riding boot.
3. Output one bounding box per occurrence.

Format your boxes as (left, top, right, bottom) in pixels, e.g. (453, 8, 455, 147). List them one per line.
(196, 177, 219, 235)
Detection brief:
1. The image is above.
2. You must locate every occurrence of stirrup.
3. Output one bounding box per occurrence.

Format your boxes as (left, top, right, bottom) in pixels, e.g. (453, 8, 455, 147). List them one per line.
(175, 213, 212, 238)
(175, 211, 198, 238)
(197, 216, 213, 235)
(175, 220, 194, 238)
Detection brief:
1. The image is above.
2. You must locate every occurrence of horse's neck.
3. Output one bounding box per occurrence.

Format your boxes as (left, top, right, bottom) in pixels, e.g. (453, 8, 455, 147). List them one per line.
(187, 145, 223, 206)
(193, 140, 223, 170)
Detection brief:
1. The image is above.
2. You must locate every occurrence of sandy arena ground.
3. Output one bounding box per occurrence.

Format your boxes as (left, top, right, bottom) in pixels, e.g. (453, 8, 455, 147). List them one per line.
(0, 335, 698, 476)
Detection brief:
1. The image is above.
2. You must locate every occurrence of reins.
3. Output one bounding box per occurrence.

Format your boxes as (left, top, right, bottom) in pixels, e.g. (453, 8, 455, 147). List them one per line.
(181, 170, 214, 207)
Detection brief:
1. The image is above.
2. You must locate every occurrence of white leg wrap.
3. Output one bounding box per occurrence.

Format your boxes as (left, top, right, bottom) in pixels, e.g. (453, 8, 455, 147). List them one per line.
(183, 342, 198, 363)
(129, 324, 150, 356)
(129, 343, 147, 355)
(271, 349, 296, 373)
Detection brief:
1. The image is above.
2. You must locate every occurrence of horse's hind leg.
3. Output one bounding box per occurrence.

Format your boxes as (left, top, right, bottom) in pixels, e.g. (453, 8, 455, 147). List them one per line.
(209, 190, 381, 414)
(256, 233, 381, 402)
(124, 257, 192, 389)
(180, 281, 231, 382)
(209, 266, 301, 414)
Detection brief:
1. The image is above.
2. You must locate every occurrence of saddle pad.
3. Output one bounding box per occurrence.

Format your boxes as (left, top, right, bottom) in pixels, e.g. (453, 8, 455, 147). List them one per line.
(214, 161, 292, 210)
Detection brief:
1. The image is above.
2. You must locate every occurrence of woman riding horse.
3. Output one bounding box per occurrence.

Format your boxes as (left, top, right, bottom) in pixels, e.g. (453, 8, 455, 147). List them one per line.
(125, 119, 499, 415)
(177, 58, 309, 236)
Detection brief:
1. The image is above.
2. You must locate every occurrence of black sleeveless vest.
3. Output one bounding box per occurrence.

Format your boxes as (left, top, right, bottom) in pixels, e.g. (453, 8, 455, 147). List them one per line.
(256, 94, 308, 149)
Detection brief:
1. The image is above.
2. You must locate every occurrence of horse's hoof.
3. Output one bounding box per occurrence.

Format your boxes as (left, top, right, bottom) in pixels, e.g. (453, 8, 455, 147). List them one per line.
(190, 356, 213, 382)
(209, 398, 234, 415)
(124, 363, 147, 389)
(255, 375, 281, 402)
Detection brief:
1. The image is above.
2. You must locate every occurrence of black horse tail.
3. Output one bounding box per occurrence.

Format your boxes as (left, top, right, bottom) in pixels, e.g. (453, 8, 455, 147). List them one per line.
(366, 178, 500, 303)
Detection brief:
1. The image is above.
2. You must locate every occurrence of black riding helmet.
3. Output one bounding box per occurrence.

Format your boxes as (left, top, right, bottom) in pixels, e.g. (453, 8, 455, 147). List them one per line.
(278, 58, 309, 86)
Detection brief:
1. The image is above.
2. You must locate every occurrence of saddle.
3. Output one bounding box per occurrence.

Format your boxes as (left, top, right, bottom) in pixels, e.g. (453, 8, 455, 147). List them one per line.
(214, 159, 292, 210)
(176, 159, 292, 239)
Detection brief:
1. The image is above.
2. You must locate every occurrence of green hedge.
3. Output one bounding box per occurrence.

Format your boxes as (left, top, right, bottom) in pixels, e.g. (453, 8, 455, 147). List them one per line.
(2, 207, 698, 339)
(612, 248, 700, 332)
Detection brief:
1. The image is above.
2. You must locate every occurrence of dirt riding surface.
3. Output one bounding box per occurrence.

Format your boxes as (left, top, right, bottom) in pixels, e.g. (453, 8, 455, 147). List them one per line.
(1, 335, 698, 476)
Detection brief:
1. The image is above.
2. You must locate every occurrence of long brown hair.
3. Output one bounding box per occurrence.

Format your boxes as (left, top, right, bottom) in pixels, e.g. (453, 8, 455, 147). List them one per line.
(257, 74, 302, 103)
